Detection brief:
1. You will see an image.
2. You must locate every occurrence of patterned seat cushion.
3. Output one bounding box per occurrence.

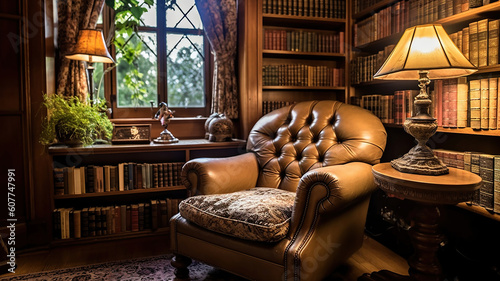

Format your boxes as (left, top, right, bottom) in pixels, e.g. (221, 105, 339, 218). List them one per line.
(179, 187, 295, 242)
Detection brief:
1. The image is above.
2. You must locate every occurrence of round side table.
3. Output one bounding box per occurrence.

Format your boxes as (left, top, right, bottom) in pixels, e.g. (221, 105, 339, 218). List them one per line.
(359, 163, 482, 281)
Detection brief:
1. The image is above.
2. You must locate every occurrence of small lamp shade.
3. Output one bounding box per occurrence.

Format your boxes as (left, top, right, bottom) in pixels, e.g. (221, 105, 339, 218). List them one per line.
(66, 29, 114, 64)
(374, 24, 476, 80)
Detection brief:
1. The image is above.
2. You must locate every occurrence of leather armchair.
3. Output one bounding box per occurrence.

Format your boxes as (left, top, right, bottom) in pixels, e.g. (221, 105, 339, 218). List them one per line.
(170, 100, 387, 281)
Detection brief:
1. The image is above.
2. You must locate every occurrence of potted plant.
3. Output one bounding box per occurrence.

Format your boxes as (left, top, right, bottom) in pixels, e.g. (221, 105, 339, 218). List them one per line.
(40, 94, 113, 146)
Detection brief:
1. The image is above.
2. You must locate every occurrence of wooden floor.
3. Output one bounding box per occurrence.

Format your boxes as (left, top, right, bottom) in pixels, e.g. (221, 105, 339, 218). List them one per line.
(1, 234, 408, 280)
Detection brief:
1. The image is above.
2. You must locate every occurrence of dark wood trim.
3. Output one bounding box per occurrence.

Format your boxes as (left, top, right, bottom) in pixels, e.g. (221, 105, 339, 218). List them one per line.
(54, 186, 186, 200)
(48, 139, 246, 156)
(383, 123, 500, 137)
(50, 228, 170, 247)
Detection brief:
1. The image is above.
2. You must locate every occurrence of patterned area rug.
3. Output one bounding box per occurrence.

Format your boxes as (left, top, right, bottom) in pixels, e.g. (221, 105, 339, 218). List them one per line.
(0, 254, 247, 281)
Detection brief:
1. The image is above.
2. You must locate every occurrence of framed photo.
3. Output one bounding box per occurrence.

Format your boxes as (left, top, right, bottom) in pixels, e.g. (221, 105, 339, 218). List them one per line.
(112, 124, 151, 144)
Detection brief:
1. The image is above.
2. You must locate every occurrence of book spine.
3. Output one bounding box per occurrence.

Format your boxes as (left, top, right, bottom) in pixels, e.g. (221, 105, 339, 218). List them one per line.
(462, 27, 470, 60)
(480, 78, 490, 130)
(469, 79, 481, 130)
(480, 154, 495, 211)
(489, 19, 499, 66)
(471, 153, 481, 205)
(469, 21, 479, 67)
(448, 79, 458, 128)
(494, 156, 500, 213)
(457, 77, 468, 128)
(489, 77, 498, 130)
(53, 168, 66, 196)
(478, 19, 489, 67)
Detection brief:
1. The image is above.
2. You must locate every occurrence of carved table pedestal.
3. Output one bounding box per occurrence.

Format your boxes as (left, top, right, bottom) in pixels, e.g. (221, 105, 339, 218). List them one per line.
(359, 163, 482, 281)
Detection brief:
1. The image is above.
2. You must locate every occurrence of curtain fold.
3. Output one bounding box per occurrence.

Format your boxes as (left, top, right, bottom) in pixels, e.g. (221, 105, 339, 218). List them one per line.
(56, 0, 105, 100)
(195, 0, 238, 119)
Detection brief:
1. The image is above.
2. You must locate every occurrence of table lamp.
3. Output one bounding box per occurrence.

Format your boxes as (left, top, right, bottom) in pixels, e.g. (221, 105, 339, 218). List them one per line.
(66, 29, 114, 104)
(373, 24, 477, 175)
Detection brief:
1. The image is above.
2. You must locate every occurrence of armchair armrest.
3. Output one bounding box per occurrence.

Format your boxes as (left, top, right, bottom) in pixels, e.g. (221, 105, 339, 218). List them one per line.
(288, 162, 376, 235)
(181, 152, 260, 196)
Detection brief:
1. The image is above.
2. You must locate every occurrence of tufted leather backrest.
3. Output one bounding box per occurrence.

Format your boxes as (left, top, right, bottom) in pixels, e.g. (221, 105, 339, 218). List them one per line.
(247, 100, 387, 192)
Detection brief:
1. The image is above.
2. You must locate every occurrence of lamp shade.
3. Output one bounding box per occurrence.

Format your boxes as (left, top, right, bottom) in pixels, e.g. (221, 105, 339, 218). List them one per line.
(374, 24, 476, 80)
(66, 29, 114, 64)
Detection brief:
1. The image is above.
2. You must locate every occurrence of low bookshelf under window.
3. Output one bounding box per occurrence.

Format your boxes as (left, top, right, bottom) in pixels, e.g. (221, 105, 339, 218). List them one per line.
(48, 139, 246, 245)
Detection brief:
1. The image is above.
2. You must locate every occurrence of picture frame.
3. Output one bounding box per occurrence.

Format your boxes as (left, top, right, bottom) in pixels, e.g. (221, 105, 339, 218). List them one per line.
(112, 124, 151, 144)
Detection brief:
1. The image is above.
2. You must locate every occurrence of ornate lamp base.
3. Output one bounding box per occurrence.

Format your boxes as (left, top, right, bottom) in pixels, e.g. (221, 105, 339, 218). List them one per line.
(153, 129, 179, 144)
(391, 70, 449, 176)
(392, 117, 448, 176)
(391, 144, 448, 176)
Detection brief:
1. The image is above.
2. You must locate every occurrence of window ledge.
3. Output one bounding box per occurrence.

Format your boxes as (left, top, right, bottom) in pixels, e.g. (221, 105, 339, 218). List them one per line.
(111, 117, 208, 124)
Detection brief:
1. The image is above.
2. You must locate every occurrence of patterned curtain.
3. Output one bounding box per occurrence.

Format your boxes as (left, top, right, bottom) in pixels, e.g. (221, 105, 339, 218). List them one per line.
(56, 0, 105, 101)
(195, 0, 238, 118)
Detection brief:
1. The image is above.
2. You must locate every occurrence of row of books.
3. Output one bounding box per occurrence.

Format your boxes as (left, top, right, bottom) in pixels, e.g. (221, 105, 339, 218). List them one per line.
(448, 19, 499, 68)
(433, 149, 500, 213)
(262, 0, 346, 19)
(53, 198, 182, 239)
(350, 44, 395, 84)
(262, 101, 295, 115)
(53, 162, 185, 196)
(263, 29, 345, 54)
(435, 77, 499, 130)
(353, 0, 473, 47)
(358, 76, 500, 130)
(359, 91, 418, 125)
(262, 64, 345, 87)
(353, 0, 481, 15)
(360, 94, 396, 124)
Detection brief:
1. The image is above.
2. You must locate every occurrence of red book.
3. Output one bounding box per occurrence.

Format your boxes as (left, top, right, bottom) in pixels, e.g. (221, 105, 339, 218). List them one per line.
(434, 80, 443, 126)
(448, 78, 458, 128)
(442, 79, 450, 128)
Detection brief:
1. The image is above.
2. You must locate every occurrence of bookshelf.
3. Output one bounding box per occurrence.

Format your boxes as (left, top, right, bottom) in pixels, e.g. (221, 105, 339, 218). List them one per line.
(259, 0, 349, 115)
(350, 1, 500, 224)
(47, 139, 246, 244)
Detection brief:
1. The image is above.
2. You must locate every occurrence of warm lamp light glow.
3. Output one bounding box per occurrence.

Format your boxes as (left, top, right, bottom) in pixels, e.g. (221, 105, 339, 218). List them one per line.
(65, 29, 114, 104)
(374, 24, 476, 80)
(66, 29, 114, 64)
(373, 24, 477, 176)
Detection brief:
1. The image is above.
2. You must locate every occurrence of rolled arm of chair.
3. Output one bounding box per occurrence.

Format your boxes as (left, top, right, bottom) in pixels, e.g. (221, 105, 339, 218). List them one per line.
(181, 152, 260, 196)
(289, 162, 377, 233)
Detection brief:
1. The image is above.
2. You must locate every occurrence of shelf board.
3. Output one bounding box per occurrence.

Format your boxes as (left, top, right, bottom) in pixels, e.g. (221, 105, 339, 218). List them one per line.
(262, 86, 346, 90)
(353, 0, 399, 20)
(50, 228, 170, 247)
(54, 186, 186, 200)
(383, 123, 500, 137)
(435, 2, 500, 26)
(263, 50, 345, 59)
(456, 203, 500, 222)
(353, 31, 403, 52)
(474, 64, 500, 74)
(48, 139, 246, 155)
(263, 13, 345, 29)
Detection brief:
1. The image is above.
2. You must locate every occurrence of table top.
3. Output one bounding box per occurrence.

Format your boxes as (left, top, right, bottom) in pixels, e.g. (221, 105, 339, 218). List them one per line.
(372, 163, 482, 204)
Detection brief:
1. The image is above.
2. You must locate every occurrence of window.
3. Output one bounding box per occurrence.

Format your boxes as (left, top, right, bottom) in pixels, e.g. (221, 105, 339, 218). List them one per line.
(97, 0, 211, 118)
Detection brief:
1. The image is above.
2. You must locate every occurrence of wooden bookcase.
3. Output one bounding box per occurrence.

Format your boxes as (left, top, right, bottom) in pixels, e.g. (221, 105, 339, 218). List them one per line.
(258, 0, 350, 116)
(350, 1, 500, 221)
(47, 139, 246, 246)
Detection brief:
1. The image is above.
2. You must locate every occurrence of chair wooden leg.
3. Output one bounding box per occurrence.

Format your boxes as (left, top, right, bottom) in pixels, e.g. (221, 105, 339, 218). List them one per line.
(171, 254, 192, 279)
